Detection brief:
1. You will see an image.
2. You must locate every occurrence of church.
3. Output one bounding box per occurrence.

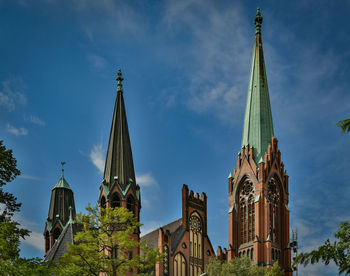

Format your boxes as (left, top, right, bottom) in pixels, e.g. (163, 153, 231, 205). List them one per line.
(43, 9, 292, 275)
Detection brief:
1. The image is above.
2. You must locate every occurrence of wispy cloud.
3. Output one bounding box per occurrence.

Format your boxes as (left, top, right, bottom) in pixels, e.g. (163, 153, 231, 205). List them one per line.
(86, 53, 108, 70)
(22, 230, 44, 252)
(162, 0, 251, 125)
(0, 78, 26, 111)
(136, 173, 158, 187)
(24, 115, 46, 126)
(90, 143, 105, 174)
(18, 174, 42, 181)
(12, 213, 44, 252)
(6, 123, 28, 136)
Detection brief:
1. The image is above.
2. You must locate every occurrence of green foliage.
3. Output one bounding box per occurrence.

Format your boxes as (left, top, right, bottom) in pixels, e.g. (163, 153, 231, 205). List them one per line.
(59, 205, 163, 276)
(337, 118, 350, 134)
(0, 218, 29, 260)
(0, 140, 21, 218)
(293, 221, 350, 274)
(205, 257, 284, 276)
(0, 141, 52, 275)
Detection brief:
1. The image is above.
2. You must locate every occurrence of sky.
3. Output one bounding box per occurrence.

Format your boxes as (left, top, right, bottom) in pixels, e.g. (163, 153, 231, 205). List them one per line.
(1, 0, 350, 275)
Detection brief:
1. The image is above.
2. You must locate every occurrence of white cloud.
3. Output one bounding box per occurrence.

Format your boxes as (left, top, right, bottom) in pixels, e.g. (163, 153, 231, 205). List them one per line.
(24, 115, 46, 126)
(21, 230, 44, 252)
(86, 53, 108, 70)
(18, 174, 42, 181)
(10, 213, 44, 252)
(6, 123, 28, 136)
(136, 173, 158, 187)
(0, 78, 26, 111)
(162, 0, 251, 124)
(90, 143, 105, 174)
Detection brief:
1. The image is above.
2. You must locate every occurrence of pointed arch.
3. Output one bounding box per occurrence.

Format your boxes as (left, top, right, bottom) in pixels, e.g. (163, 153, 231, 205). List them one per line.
(173, 252, 187, 276)
(189, 211, 203, 276)
(100, 195, 106, 209)
(53, 227, 61, 242)
(111, 192, 121, 208)
(237, 177, 256, 245)
(126, 194, 135, 214)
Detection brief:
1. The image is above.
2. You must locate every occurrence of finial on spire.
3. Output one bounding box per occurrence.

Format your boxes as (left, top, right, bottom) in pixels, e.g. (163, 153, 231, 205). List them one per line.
(68, 206, 74, 224)
(254, 8, 263, 34)
(61, 161, 66, 177)
(116, 69, 124, 93)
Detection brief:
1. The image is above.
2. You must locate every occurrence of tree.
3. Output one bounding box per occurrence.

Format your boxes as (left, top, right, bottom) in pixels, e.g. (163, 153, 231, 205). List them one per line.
(204, 257, 284, 276)
(59, 205, 163, 276)
(0, 140, 21, 219)
(0, 140, 52, 275)
(337, 118, 350, 134)
(293, 221, 350, 274)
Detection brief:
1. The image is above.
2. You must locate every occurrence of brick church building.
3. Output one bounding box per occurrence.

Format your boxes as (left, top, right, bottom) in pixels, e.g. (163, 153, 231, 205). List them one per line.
(43, 8, 292, 275)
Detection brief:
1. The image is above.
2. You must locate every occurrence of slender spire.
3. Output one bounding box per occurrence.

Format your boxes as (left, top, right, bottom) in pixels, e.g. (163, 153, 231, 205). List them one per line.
(241, 9, 274, 165)
(104, 69, 136, 190)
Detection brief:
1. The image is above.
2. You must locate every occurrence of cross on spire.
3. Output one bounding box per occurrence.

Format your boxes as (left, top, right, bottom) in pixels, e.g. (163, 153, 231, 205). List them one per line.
(254, 8, 263, 34)
(116, 69, 124, 93)
(61, 161, 66, 177)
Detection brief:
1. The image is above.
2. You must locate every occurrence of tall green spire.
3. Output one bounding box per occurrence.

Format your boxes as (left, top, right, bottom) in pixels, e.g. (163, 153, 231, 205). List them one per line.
(241, 8, 274, 165)
(104, 69, 136, 191)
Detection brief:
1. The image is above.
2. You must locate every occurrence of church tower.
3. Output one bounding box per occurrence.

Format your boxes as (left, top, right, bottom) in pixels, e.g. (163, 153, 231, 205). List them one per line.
(98, 69, 141, 271)
(227, 9, 291, 274)
(44, 165, 76, 254)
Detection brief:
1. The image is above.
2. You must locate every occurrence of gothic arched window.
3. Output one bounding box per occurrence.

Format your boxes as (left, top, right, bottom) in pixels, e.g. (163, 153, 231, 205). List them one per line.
(111, 193, 121, 208)
(163, 245, 169, 276)
(268, 179, 280, 243)
(127, 195, 135, 214)
(174, 252, 186, 276)
(53, 227, 61, 242)
(189, 212, 203, 276)
(45, 231, 50, 252)
(239, 180, 255, 244)
(100, 196, 106, 209)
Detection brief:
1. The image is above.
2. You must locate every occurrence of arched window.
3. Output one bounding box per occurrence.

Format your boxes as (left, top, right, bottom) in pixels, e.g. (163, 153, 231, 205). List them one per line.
(239, 180, 255, 244)
(247, 249, 250, 259)
(239, 252, 242, 257)
(111, 193, 121, 208)
(174, 253, 186, 276)
(45, 231, 50, 252)
(272, 249, 275, 260)
(53, 227, 61, 242)
(163, 245, 169, 276)
(268, 179, 280, 243)
(189, 212, 202, 276)
(250, 248, 254, 260)
(127, 195, 135, 214)
(100, 196, 106, 209)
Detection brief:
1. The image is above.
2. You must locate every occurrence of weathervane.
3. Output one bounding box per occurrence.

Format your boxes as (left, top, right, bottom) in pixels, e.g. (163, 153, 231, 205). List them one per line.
(61, 161, 66, 176)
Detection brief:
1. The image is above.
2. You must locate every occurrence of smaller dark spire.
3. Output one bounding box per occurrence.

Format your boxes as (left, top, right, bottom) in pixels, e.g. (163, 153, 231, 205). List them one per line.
(61, 161, 66, 177)
(116, 69, 124, 93)
(254, 8, 263, 34)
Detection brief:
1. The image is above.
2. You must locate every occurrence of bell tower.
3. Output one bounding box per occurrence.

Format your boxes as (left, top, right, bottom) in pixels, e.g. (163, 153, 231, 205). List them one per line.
(44, 163, 76, 254)
(98, 69, 141, 273)
(227, 9, 291, 274)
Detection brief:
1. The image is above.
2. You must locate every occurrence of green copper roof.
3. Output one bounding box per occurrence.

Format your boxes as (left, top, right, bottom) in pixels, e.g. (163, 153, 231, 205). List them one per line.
(53, 176, 71, 190)
(104, 69, 136, 190)
(241, 8, 274, 165)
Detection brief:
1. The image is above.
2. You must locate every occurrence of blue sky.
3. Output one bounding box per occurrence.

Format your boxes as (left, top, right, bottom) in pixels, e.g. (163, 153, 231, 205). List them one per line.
(1, 1, 350, 275)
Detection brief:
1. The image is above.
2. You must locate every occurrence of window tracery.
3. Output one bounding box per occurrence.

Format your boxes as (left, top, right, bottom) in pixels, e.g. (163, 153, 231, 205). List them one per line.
(268, 179, 280, 243)
(189, 212, 203, 276)
(239, 180, 255, 244)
